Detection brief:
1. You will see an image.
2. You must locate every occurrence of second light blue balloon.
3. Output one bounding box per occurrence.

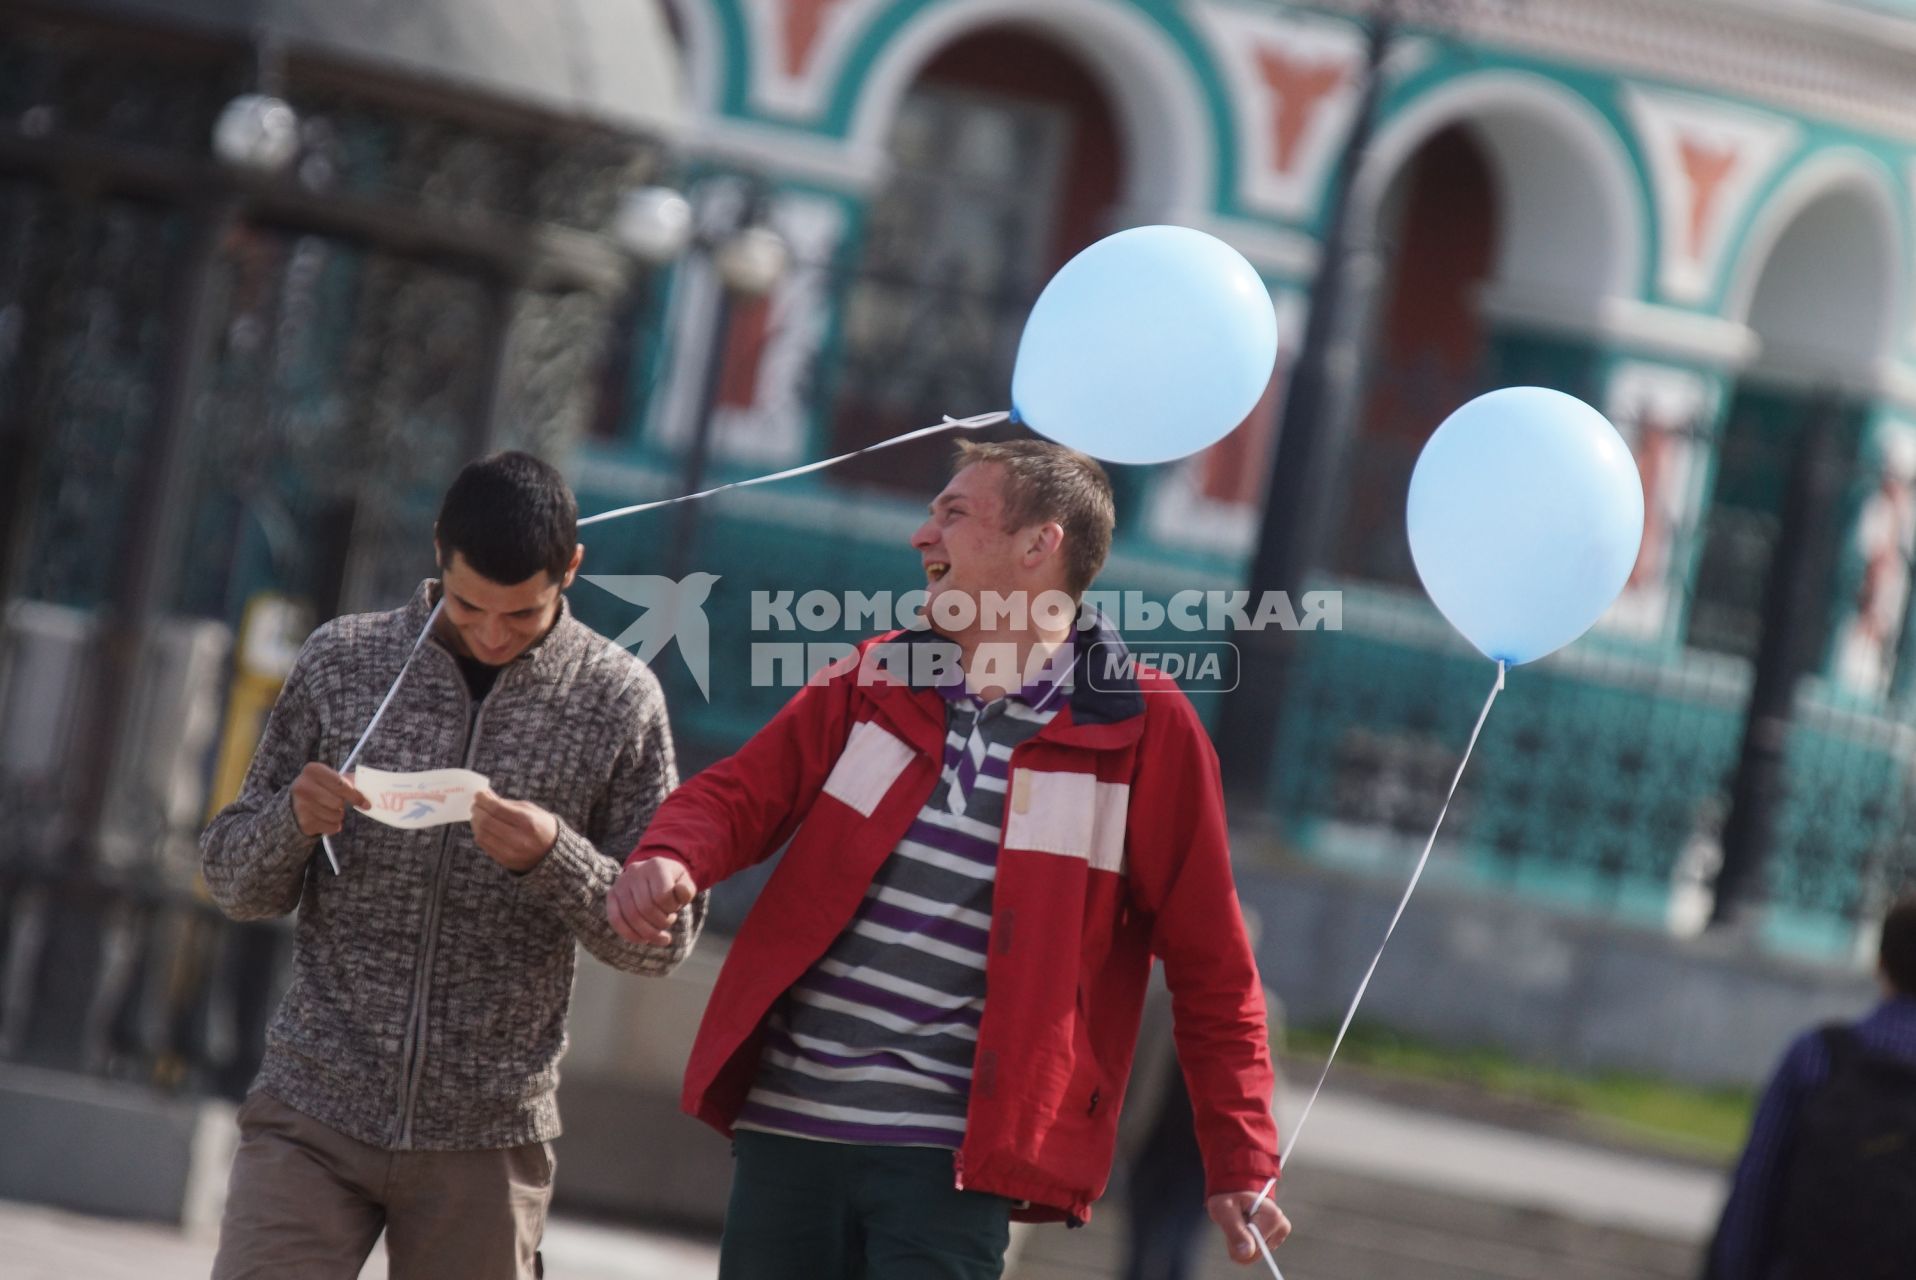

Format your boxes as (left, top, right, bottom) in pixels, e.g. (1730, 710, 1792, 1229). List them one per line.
(1406, 386, 1645, 666)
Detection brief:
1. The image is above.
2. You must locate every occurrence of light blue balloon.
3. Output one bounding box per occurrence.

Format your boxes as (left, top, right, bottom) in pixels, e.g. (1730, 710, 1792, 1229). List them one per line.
(1010, 225, 1278, 466)
(1407, 387, 1644, 665)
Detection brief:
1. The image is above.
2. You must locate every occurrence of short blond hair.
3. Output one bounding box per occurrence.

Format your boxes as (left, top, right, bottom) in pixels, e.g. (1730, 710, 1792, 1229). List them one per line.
(954, 439, 1114, 596)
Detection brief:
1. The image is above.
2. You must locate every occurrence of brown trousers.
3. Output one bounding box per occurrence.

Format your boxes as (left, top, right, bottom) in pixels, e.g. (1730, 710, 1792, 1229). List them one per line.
(212, 1091, 554, 1280)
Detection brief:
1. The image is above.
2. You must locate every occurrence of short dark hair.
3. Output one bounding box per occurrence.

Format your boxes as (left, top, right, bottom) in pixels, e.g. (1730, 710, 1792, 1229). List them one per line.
(954, 439, 1115, 597)
(1883, 896, 1916, 996)
(435, 451, 578, 584)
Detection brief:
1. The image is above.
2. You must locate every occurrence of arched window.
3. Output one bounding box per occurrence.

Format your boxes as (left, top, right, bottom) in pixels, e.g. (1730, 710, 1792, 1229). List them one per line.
(825, 28, 1120, 494)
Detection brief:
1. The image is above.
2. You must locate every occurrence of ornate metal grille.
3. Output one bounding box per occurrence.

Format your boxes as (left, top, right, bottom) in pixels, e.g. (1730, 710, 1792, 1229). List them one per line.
(7, 192, 185, 609)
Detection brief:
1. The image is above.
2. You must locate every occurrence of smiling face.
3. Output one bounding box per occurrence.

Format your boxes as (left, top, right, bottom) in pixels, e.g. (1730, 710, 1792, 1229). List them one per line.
(909, 462, 1065, 639)
(435, 546, 581, 665)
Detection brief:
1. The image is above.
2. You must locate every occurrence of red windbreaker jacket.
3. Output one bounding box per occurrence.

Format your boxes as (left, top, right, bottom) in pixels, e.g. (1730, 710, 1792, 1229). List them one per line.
(628, 620, 1279, 1223)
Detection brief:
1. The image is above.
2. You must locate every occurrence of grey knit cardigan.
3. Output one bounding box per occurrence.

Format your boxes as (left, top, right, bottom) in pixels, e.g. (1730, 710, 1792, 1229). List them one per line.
(202, 580, 703, 1150)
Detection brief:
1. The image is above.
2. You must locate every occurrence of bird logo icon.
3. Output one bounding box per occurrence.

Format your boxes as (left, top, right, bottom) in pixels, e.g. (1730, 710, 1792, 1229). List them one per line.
(581, 573, 721, 699)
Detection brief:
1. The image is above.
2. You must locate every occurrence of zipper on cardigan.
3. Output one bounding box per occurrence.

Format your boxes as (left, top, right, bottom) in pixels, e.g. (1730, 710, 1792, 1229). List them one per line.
(385, 652, 473, 1147)
(391, 654, 500, 1147)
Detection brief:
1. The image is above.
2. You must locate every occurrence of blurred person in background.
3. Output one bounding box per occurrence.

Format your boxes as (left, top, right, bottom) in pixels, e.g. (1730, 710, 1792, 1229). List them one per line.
(1704, 894, 1916, 1280)
(1120, 910, 1286, 1280)
(200, 451, 703, 1280)
(610, 439, 1290, 1278)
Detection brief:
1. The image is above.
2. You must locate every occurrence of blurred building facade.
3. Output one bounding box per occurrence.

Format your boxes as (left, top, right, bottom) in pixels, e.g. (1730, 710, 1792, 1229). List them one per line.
(13, 0, 1916, 1119)
(568, 0, 1916, 961)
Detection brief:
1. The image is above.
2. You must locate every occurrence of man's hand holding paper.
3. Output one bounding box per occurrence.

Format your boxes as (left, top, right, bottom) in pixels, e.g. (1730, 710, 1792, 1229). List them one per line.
(290, 763, 371, 838)
(323, 764, 560, 874)
(469, 790, 561, 873)
(353, 766, 490, 830)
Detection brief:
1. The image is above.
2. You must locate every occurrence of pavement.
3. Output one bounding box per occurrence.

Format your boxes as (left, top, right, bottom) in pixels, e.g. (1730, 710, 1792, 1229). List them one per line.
(1274, 1084, 1723, 1240)
(0, 1203, 722, 1280)
(1009, 1076, 1723, 1280)
(0, 1074, 1728, 1280)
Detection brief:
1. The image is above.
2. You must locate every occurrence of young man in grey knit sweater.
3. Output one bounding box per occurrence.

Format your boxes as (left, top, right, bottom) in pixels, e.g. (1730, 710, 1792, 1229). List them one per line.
(201, 452, 703, 1280)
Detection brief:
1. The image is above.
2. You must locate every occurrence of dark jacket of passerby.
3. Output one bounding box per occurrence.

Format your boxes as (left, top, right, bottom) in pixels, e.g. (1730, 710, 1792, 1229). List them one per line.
(1118, 961, 1286, 1280)
(1705, 898, 1916, 1280)
(202, 580, 702, 1151)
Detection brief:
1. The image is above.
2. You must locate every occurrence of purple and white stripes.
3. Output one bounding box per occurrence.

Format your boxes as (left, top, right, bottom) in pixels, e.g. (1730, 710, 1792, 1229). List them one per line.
(738, 654, 1070, 1148)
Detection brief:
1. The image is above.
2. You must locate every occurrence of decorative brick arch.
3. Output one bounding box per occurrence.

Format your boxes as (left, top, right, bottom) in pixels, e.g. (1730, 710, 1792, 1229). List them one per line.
(1360, 71, 1645, 307)
(1724, 151, 1904, 374)
(844, 0, 1216, 219)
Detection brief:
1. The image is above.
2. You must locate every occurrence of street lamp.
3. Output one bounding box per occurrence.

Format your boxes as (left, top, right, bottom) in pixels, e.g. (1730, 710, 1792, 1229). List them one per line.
(711, 223, 791, 297)
(212, 93, 301, 174)
(615, 180, 791, 291)
(612, 176, 791, 577)
(613, 185, 694, 263)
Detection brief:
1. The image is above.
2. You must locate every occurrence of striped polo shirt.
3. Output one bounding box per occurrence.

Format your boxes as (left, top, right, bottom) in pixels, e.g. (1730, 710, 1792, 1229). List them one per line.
(736, 639, 1074, 1147)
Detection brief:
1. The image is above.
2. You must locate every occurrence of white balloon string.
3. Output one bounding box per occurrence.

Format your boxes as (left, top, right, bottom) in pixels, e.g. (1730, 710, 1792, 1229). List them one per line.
(318, 408, 1007, 873)
(1245, 659, 1507, 1262)
(576, 411, 1010, 527)
(1255, 1230, 1286, 1279)
(319, 600, 443, 874)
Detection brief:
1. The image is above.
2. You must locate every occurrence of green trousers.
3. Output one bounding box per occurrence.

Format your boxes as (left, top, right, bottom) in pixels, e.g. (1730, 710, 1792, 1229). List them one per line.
(718, 1130, 1014, 1280)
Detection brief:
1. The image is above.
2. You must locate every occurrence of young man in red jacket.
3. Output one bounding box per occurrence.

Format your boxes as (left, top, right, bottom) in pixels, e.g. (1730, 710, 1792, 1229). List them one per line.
(609, 440, 1289, 1277)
